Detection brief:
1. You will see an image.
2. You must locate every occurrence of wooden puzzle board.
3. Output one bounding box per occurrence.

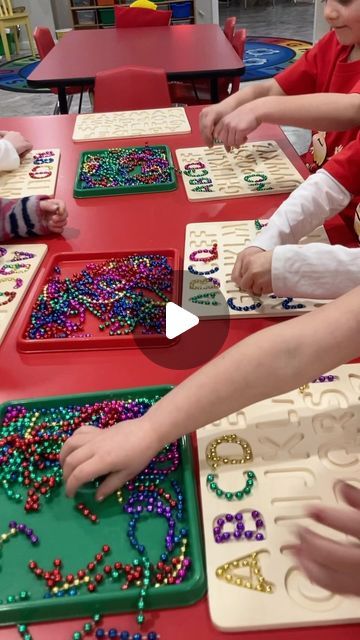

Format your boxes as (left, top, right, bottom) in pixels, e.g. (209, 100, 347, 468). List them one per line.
(197, 363, 360, 631)
(182, 219, 330, 318)
(175, 141, 304, 201)
(0, 244, 48, 345)
(72, 107, 191, 142)
(0, 149, 60, 198)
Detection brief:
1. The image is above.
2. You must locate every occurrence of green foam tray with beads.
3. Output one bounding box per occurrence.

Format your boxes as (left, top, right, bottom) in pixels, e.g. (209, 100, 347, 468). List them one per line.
(73, 145, 177, 198)
(0, 385, 206, 625)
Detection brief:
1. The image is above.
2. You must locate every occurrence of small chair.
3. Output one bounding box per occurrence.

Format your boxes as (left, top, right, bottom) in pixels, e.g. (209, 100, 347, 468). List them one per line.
(0, 0, 36, 61)
(170, 28, 246, 106)
(93, 65, 172, 112)
(223, 16, 237, 43)
(114, 5, 172, 27)
(33, 26, 86, 115)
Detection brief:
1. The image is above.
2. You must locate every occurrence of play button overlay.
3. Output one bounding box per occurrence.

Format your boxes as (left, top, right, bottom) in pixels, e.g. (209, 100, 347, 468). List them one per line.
(166, 302, 199, 339)
(134, 269, 230, 371)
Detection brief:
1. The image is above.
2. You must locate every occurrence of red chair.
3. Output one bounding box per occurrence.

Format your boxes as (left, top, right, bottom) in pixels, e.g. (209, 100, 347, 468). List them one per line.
(169, 28, 246, 106)
(114, 5, 172, 27)
(223, 16, 237, 43)
(93, 65, 172, 112)
(33, 26, 86, 114)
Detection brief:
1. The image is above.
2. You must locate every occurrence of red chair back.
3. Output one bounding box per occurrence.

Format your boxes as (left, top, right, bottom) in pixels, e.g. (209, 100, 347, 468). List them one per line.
(115, 6, 172, 27)
(223, 16, 236, 43)
(233, 28, 246, 59)
(94, 65, 172, 112)
(33, 26, 55, 59)
(217, 28, 246, 100)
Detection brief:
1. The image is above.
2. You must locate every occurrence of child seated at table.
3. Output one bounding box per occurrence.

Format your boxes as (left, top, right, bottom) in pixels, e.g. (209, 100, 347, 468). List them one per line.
(0, 130, 68, 240)
(60, 283, 360, 598)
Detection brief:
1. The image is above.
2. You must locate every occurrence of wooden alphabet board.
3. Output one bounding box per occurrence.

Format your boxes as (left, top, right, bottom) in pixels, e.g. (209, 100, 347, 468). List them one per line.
(197, 363, 360, 631)
(0, 149, 60, 199)
(0, 244, 48, 345)
(176, 141, 304, 201)
(182, 219, 330, 318)
(72, 107, 191, 142)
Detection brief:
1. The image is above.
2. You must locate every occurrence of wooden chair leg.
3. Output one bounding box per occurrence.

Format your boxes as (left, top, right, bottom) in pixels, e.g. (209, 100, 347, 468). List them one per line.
(12, 26, 20, 54)
(0, 26, 11, 61)
(24, 21, 36, 57)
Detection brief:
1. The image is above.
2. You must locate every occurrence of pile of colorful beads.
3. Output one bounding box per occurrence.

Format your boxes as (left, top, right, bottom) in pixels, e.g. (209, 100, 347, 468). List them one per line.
(0, 397, 159, 510)
(79, 147, 172, 189)
(25, 254, 173, 340)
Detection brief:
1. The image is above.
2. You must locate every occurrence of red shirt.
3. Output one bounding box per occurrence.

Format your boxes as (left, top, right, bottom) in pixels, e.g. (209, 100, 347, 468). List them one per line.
(276, 31, 360, 172)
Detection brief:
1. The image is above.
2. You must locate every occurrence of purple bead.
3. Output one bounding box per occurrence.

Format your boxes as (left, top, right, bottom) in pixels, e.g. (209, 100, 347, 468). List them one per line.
(233, 530, 242, 539)
(225, 514, 233, 522)
(245, 530, 253, 539)
(8, 521, 17, 529)
(216, 518, 225, 526)
(17, 524, 25, 532)
(251, 511, 259, 518)
(255, 532, 265, 541)
(235, 512, 243, 521)
(222, 532, 231, 541)
(236, 522, 245, 532)
(183, 558, 191, 567)
(31, 535, 39, 544)
(25, 528, 33, 536)
(255, 519, 264, 528)
(213, 526, 221, 535)
(319, 376, 325, 382)
(327, 375, 334, 381)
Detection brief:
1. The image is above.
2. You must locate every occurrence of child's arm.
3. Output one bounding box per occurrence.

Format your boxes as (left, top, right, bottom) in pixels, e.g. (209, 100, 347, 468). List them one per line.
(213, 92, 360, 149)
(60, 284, 360, 499)
(0, 131, 32, 171)
(0, 196, 68, 240)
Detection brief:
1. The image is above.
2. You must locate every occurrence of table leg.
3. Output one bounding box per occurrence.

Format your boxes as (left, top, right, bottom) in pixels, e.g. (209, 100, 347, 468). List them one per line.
(58, 87, 69, 115)
(210, 77, 219, 103)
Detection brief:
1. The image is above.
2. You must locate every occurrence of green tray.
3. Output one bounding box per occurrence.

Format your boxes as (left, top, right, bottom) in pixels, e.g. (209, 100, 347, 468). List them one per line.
(0, 385, 206, 625)
(74, 145, 177, 198)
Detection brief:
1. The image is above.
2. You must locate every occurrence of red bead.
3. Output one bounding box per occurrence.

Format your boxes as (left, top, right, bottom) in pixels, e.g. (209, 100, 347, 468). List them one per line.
(66, 574, 74, 584)
(87, 582, 96, 592)
(114, 562, 122, 571)
(90, 514, 98, 523)
(155, 573, 163, 583)
(95, 553, 103, 562)
(102, 544, 110, 554)
(77, 570, 86, 579)
(28, 561, 37, 570)
(87, 562, 95, 572)
(54, 559, 62, 567)
(95, 573, 103, 583)
(104, 565, 112, 575)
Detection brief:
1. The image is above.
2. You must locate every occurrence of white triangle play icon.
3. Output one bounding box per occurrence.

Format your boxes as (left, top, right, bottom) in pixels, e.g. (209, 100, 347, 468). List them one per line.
(166, 302, 199, 340)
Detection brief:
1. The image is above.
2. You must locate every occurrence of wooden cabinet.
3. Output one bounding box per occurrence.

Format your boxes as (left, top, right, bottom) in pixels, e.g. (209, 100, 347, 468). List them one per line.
(67, 0, 195, 29)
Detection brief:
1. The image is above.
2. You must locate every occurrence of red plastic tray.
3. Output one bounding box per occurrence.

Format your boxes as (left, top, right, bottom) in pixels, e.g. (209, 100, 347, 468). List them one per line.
(18, 250, 180, 353)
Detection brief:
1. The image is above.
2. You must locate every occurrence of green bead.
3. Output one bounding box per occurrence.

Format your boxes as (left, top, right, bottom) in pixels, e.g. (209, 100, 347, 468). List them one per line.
(18, 624, 27, 634)
(244, 486, 251, 494)
(247, 471, 256, 478)
(73, 632, 82, 640)
(7, 595, 15, 604)
(246, 479, 254, 487)
(207, 474, 214, 482)
(83, 622, 92, 632)
(235, 491, 243, 500)
(93, 614, 102, 623)
(216, 488, 223, 497)
(209, 482, 217, 491)
(24, 635, 32, 640)
(111, 570, 119, 579)
(225, 492, 233, 501)
(137, 614, 145, 625)
(19, 591, 29, 600)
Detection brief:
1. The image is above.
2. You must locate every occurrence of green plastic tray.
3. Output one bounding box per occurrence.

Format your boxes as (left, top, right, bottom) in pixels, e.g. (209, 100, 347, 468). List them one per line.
(0, 385, 206, 625)
(74, 145, 177, 198)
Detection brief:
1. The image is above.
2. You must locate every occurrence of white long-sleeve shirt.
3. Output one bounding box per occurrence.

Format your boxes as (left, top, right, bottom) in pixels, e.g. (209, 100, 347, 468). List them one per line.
(249, 169, 358, 299)
(0, 139, 20, 172)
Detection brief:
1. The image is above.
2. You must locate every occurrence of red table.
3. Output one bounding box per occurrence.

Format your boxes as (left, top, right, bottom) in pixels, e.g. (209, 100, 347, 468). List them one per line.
(27, 24, 244, 114)
(0, 106, 357, 639)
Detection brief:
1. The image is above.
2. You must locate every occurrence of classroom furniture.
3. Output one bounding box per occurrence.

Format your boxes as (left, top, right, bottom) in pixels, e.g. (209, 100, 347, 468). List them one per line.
(33, 26, 85, 114)
(67, 0, 195, 29)
(0, 0, 36, 61)
(0, 105, 356, 640)
(169, 26, 246, 105)
(223, 14, 236, 42)
(114, 4, 172, 26)
(27, 24, 244, 114)
(93, 65, 172, 111)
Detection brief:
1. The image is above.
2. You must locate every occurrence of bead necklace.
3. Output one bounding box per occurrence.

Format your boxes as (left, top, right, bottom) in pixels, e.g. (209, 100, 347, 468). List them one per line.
(79, 147, 172, 190)
(206, 435, 256, 500)
(206, 470, 256, 501)
(25, 255, 173, 340)
(189, 243, 218, 263)
(216, 551, 274, 593)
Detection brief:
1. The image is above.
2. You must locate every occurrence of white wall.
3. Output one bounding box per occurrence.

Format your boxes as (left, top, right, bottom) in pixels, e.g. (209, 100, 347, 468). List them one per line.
(194, 0, 219, 24)
(313, 0, 329, 42)
(14, 0, 56, 42)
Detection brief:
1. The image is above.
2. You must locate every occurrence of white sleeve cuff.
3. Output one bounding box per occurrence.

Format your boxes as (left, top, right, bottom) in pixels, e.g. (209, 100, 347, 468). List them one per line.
(272, 243, 360, 299)
(0, 139, 20, 171)
(249, 169, 351, 251)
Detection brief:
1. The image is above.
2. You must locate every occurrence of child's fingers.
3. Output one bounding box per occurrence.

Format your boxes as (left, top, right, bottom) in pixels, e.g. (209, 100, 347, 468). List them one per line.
(65, 457, 99, 497)
(306, 503, 360, 538)
(60, 425, 98, 464)
(62, 445, 94, 482)
(340, 481, 360, 509)
(296, 526, 360, 572)
(96, 470, 129, 501)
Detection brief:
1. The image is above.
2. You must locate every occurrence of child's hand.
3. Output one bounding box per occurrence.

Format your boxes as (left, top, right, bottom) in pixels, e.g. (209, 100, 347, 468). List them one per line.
(199, 103, 232, 148)
(39, 199, 68, 234)
(291, 482, 360, 596)
(232, 246, 273, 296)
(60, 417, 161, 501)
(213, 104, 260, 151)
(0, 130, 32, 157)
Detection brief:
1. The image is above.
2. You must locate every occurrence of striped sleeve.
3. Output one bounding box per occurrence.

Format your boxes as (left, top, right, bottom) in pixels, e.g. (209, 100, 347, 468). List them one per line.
(0, 195, 48, 241)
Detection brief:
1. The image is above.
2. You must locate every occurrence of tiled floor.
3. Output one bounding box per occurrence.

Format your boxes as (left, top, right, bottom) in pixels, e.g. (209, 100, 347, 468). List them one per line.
(0, 1, 314, 153)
